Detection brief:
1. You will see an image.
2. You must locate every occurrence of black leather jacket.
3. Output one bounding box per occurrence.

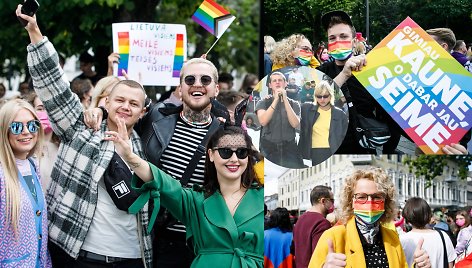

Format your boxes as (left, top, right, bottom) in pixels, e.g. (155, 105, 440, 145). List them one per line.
(135, 102, 225, 167)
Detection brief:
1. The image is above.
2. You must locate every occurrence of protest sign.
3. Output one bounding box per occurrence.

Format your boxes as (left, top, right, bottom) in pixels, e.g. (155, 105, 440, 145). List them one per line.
(112, 23, 187, 86)
(354, 17, 472, 154)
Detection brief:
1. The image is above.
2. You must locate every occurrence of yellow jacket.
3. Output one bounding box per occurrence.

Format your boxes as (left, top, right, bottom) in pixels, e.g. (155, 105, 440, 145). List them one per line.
(308, 217, 408, 268)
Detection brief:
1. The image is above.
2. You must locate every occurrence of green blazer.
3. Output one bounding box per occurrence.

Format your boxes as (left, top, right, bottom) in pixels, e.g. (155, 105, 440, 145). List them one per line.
(132, 163, 264, 268)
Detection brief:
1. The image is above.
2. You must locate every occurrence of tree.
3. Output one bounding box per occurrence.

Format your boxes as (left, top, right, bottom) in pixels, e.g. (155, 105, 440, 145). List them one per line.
(403, 154, 472, 187)
(0, 0, 258, 91)
(262, 0, 472, 48)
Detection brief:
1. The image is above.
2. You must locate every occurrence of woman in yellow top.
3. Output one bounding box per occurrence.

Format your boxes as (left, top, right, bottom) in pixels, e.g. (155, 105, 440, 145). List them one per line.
(308, 168, 432, 268)
(298, 81, 347, 166)
(271, 34, 320, 71)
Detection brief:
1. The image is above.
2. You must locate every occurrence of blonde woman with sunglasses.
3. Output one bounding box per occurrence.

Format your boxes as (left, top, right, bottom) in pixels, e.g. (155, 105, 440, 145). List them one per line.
(0, 99, 51, 267)
(298, 81, 348, 166)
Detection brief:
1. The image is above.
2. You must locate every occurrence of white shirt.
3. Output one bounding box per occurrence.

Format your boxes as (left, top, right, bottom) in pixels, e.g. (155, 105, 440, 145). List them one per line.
(81, 179, 141, 258)
(400, 229, 456, 268)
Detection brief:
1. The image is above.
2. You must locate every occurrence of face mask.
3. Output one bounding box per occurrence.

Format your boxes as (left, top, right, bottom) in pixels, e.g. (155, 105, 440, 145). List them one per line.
(328, 40, 353, 61)
(320, 54, 329, 61)
(36, 111, 52, 134)
(456, 219, 466, 227)
(295, 50, 314, 66)
(327, 203, 335, 214)
(353, 200, 385, 224)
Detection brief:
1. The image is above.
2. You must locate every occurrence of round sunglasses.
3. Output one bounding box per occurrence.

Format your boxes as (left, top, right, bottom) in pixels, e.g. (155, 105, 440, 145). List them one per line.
(213, 147, 249, 159)
(184, 75, 212, 86)
(9, 120, 41, 135)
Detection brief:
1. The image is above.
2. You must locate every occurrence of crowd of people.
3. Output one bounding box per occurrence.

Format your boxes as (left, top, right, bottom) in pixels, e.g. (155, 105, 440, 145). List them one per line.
(264, 168, 472, 268)
(260, 9, 471, 169)
(0, 5, 264, 268)
(2, 3, 472, 268)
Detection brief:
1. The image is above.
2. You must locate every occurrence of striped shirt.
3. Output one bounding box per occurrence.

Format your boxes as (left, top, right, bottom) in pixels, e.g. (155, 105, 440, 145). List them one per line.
(159, 117, 209, 233)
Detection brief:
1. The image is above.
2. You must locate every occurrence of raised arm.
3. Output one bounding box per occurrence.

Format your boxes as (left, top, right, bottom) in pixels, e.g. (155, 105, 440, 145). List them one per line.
(18, 5, 85, 141)
(105, 116, 192, 233)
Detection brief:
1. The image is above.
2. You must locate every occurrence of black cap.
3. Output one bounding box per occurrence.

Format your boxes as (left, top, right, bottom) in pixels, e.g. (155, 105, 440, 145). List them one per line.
(321, 10, 353, 31)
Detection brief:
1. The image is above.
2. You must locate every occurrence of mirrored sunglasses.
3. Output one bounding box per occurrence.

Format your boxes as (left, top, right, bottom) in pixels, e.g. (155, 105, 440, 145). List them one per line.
(214, 147, 249, 159)
(184, 75, 212, 86)
(315, 95, 330, 99)
(9, 120, 41, 135)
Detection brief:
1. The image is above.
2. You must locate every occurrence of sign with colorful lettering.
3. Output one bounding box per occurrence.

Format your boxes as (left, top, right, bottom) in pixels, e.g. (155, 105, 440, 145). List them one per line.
(354, 17, 472, 154)
(112, 23, 187, 86)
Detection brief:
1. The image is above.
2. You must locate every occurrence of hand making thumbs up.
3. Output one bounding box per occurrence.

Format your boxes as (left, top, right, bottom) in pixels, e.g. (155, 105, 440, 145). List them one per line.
(413, 238, 431, 268)
(322, 239, 347, 268)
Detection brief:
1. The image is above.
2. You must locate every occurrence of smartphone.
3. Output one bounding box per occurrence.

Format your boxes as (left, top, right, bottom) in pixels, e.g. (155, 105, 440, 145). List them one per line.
(18, 0, 40, 27)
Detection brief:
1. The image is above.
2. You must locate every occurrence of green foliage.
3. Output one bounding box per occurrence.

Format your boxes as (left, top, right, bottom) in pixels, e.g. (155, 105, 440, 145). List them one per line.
(263, 0, 472, 47)
(403, 155, 472, 187)
(0, 0, 258, 85)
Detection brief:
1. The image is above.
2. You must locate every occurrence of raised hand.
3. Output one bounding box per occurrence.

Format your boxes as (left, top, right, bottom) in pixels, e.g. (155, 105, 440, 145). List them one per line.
(342, 54, 367, 77)
(16, 4, 43, 44)
(103, 116, 132, 160)
(84, 108, 104, 131)
(413, 238, 431, 268)
(323, 239, 346, 268)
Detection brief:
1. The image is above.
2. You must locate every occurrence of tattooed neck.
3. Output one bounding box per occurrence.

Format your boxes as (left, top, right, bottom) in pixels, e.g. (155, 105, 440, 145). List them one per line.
(182, 107, 211, 123)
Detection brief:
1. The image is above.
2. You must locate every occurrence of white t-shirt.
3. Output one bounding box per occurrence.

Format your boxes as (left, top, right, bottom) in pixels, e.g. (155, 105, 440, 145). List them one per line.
(81, 178, 141, 258)
(400, 229, 456, 268)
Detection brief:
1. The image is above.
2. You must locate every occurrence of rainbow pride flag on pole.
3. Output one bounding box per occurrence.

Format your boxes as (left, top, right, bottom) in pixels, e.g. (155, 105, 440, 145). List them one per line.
(192, 0, 235, 38)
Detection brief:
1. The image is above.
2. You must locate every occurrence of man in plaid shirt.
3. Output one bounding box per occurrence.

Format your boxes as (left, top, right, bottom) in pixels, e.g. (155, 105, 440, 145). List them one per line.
(18, 7, 152, 268)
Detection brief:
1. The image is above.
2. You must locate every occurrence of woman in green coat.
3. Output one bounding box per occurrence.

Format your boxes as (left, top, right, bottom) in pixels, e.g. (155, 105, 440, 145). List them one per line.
(106, 121, 264, 268)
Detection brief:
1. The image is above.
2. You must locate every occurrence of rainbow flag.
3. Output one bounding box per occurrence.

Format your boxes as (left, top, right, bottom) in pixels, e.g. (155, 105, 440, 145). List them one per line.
(172, 34, 184, 78)
(192, 0, 235, 38)
(117, 32, 129, 76)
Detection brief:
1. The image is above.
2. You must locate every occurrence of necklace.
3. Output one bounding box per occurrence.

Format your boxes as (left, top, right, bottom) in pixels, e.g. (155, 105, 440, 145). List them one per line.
(180, 111, 212, 128)
(223, 189, 247, 215)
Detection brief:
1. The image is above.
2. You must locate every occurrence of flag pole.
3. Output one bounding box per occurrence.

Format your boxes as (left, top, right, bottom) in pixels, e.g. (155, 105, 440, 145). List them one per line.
(206, 37, 221, 55)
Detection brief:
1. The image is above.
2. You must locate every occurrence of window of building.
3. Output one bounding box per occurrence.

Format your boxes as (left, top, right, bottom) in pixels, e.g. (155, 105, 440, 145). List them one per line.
(398, 178, 403, 195)
(433, 185, 437, 199)
(288, 185, 290, 192)
(287, 198, 290, 206)
(281, 200, 284, 207)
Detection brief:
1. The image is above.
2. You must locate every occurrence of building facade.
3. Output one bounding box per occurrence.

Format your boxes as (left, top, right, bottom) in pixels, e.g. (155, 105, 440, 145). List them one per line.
(275, 155, 469, 213)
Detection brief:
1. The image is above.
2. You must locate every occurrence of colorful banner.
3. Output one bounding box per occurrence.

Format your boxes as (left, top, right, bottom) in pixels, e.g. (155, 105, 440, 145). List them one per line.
(112, 23, 187, 86)
(192, 0, 235, 38)
(354, 17, 472, 154)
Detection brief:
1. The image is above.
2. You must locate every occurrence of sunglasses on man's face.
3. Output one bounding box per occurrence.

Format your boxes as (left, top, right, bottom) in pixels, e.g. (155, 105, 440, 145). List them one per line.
(9, 120, 41, 135)
(213, 147, 249, 159)
(316, 95, 330, 99)
(184, 75, 213, 86)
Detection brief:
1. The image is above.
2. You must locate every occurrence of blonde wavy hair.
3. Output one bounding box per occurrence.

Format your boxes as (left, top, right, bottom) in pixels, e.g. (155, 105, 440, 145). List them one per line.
(0, 99, 44, 235)
(314, 81, 335, 106)
(90, 76, 120, 109)
(271, 34, 309, 68)
(339, 168, 396, 224)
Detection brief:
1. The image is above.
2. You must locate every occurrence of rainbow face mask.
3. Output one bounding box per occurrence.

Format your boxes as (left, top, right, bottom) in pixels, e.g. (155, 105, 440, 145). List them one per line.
(328, 40, 353, 61)
(295, 49, 314, 66)
(353, 200, 385, 224)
